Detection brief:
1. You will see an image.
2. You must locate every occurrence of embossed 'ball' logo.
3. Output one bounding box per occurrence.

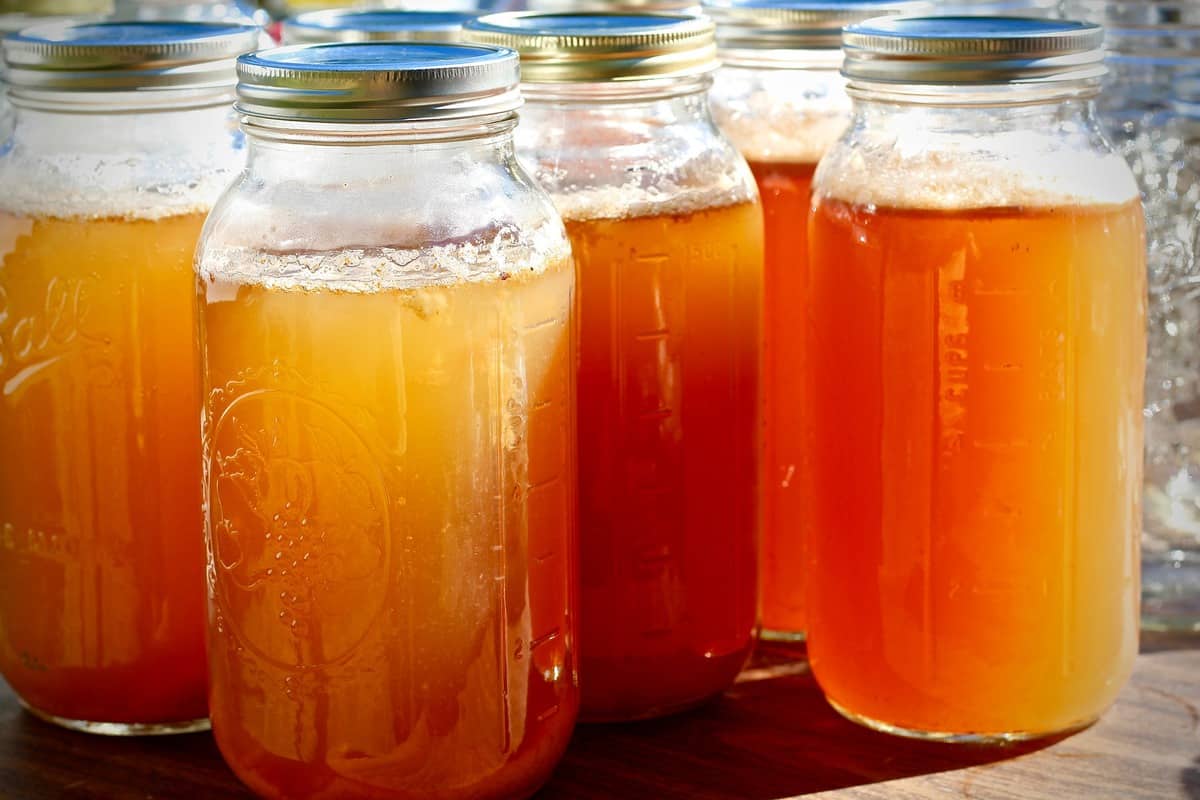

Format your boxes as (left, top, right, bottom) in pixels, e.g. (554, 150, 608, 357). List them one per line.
(210, 390, 389, 669)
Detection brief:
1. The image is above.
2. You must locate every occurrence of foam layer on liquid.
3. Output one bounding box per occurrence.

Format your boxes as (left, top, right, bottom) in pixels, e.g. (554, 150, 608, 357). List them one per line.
(0, 150, 238, 222)
(0, 168, 235, 221)
(816, 127, 1140, 211)
(549, 177, 756, 224)
(710, 61, 851, 165)
(199, 221, 572, 296)
(552, 185, 756, 223)
(717, 109, 849, 166)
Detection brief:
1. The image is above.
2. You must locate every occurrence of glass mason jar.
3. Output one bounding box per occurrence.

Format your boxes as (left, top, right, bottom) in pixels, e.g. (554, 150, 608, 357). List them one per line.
(707, 0, 920, 644)
(466, 12, 763, 722)
(0, 0, 114, 142)
(199, 41, 579, 798)
(1063, 0, 1200, 632)
(281, 9, 475, 44)
(808, 17, 1144, 741)
(0, 21, 257, 735)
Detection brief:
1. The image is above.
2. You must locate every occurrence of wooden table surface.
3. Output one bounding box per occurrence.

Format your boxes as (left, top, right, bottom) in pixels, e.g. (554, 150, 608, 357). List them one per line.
(1, 635, 1197, 800)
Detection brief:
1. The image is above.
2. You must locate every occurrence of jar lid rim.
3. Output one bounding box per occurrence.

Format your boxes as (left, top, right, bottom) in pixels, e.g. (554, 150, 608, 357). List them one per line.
(3, 20, 260, 92)
(463, 11, 718, 83)
(842, 15, 1107, 85)
(236, 41, 523, 123)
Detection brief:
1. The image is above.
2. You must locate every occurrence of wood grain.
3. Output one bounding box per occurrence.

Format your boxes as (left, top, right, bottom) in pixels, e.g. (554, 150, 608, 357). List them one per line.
(0, 638, 1196, 799)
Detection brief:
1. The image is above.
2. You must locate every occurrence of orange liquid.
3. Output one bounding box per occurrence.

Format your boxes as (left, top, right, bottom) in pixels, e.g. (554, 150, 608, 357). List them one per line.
(749, 160, 816, 639)
(0, 212, 208, 726)
(567, 201, 763, 721)
(806, 197, 1145, 737)
(201, 255, 579, 799)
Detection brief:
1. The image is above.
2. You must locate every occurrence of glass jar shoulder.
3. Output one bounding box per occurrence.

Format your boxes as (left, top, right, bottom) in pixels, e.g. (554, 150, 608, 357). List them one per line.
(813, 104, 1140, 214)
(0, 105, 243, 221)
(198, 142, 572, 291)
(514, 92, 758, 224)
(710, 60, 851, 166)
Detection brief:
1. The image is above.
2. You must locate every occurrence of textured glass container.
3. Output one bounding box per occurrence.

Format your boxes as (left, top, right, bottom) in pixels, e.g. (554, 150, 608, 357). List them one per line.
(0, 20, 258, 735)
(466, 11, 763, 722)
(199, 41, 580, 799)
(1065, 0, 1200, 632)
(808, 15, 1143, 741)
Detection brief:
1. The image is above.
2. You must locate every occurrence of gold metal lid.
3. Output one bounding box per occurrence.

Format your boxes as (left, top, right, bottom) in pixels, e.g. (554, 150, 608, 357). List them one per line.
(0, 0, 111, 14)
(703, 0, 927, 51)
(842, 16, 1107, 84)
(4, 20, 260, 90)
(463, 11, 717, 83)
(236, 41, 522, 122)
(0, 0, 113, 33)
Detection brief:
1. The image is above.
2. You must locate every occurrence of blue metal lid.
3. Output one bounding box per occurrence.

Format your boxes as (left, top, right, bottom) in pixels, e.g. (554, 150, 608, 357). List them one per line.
(282, 10, 476, 45)
(463, 11, 717, 82)
(236, 41, 522, 122)
(3, 20, 260, 90)
(842, 16, 1106, 84)
(702, 0, 929, 51)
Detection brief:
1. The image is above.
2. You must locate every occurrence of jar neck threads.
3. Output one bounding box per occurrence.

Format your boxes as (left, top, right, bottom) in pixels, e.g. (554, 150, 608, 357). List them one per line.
(848, 93, 1099, 130)
(846, 78, 1103, 108)
(520, 73, 711, 105)
(238, 112, 519, 147)
(7, 84, 237, 114)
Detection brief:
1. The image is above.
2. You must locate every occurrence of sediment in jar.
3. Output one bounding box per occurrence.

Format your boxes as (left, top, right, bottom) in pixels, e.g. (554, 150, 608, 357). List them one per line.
(548, 183, 764, 720)
(807, 142, 1145, 735)
(199, 234, 579, 799)
(0, 205, 210, 725)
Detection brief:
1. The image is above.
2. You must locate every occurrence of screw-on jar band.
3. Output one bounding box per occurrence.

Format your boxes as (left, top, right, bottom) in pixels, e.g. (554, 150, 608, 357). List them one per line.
(235, 41, 522, 123)
(463, 12, 717, 83)
(842, 16, 1107, 85)
(3, 20, 259, 91)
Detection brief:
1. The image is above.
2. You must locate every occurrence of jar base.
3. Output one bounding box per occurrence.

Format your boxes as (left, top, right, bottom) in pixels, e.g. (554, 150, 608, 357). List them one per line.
(826, 698, 1094, 744)
(18, 698, 210, 737)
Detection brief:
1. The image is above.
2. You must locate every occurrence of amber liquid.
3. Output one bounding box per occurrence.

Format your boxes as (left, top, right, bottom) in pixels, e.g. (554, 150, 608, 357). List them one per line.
(749, 160, 816, 639)
(567, 201, 763, 721)
(201, 256, 578, 799)
(807, 197, 1145, 737)
(0, 212, 208, 727)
